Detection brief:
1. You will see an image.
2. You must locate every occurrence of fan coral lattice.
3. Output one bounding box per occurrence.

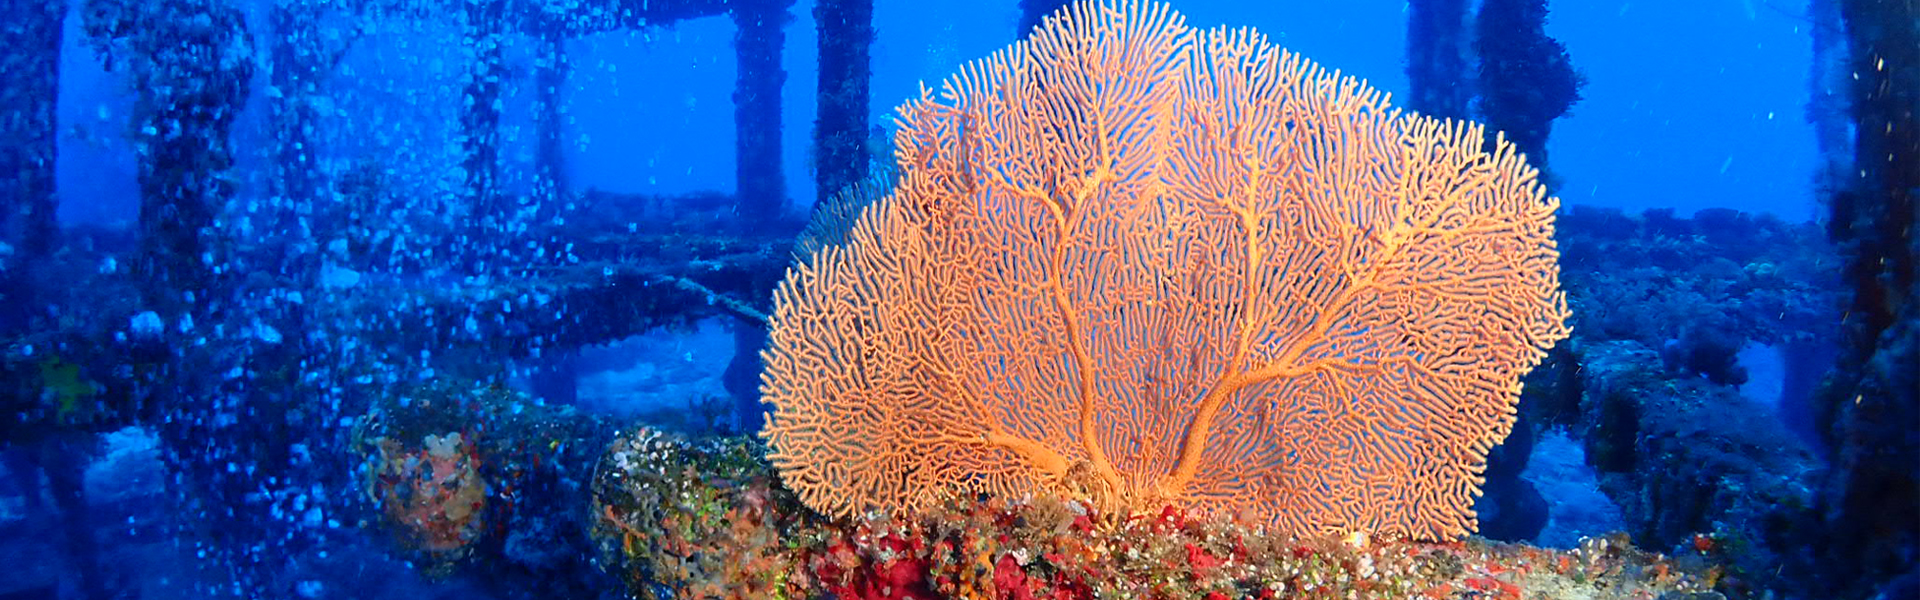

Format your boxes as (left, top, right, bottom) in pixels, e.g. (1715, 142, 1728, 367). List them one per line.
(761, 0, 1570, 541)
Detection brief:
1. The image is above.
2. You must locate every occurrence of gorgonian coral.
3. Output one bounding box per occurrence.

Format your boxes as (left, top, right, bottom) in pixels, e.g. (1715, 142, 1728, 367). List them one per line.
(761, 0, 1570, 541)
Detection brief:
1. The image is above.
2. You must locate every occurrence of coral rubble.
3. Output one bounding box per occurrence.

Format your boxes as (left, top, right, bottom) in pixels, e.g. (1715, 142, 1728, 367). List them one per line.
(591, 430, 1726, 600)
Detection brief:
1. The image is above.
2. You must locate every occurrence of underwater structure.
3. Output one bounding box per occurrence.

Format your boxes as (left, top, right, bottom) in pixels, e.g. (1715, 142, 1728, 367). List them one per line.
(1817, 0, 1920, 596)
(0, 0, 1914, 599)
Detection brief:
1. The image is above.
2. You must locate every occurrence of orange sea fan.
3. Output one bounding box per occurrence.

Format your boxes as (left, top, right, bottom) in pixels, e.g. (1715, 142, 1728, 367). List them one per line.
(760, 0, 1571, 541)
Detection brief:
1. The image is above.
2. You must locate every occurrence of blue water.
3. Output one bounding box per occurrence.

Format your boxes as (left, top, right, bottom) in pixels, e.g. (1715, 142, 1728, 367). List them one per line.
(52, 0, 1820, 228)
(3, 0, 1900, 598)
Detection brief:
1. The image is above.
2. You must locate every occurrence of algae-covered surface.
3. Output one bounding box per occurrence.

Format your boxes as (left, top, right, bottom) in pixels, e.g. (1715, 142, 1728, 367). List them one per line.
(590, 431, 1728, 600)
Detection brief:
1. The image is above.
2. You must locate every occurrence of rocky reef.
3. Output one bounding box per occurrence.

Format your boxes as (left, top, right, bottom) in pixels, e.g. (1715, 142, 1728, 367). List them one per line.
(587, 430, 1728, 600)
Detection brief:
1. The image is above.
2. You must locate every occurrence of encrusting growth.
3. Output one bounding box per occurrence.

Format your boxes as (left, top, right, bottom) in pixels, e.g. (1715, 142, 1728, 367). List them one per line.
(760, 0, 1571, 541)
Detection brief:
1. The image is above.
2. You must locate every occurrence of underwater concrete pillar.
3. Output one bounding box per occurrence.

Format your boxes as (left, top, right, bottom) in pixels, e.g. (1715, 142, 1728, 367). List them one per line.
(0, 0, 62, 333)
(462, 0, 508, 274)
(0, 0, 61, 261)
(534, 29, 571, 206)
(74, 0, 256, 316)
(1458, 0, 1575, 547)
(1473, 0, 1580, 176)
(731, 0, 792, 220)
(1808, 0, 1854, 207)
(269, 2, 323, 222)
(1817, 0, 1919, 595)
(812, 0, 873, 205)
(1406, 0, 1473, 122)
(725, 0, 793, 433)
(265, 0, 334, 322)
(80, 2, 277, 593)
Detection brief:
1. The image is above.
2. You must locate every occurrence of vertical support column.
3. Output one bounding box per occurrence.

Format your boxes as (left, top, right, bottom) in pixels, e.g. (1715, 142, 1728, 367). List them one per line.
(732, 0, 792, 221)
(1808, 0, 1853, 209)
(96, 0, 257, 316)
(534, 30, 571, 206)
(270, 2, 321, 222)
(0, 0, 63, 332)
(1818, 1, 1918, 595)
(1406, 0, 1473, 122)
(1466, 0, 1576, 544)
(813, 0, 873, 205)
(0, 0, 62, 261)
(267, 0, 329, 293)
(82, 1, 260, 595)
(462, 0, 507, 274)
(727, 0, 794, 433)
(1474, 0, 1580, 174)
